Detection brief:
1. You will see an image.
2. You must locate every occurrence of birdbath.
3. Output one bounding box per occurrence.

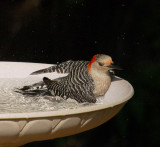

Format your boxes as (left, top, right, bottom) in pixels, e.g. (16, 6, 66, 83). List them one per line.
(0, 62, 134, 147)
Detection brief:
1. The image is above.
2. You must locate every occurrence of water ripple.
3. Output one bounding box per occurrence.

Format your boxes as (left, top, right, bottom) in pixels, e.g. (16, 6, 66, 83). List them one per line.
(0, 77, 98, 113)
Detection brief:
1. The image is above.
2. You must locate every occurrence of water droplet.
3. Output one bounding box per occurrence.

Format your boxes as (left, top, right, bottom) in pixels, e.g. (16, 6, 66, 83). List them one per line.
(94, 41, 98, 44)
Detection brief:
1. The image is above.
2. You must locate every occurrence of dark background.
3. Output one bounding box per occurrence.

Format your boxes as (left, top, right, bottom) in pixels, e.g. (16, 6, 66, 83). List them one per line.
(0, 0, 160, 146)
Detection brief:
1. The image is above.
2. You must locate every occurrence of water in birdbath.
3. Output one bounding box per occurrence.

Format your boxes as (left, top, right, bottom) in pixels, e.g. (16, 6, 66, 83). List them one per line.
(0, 77, 104, 114)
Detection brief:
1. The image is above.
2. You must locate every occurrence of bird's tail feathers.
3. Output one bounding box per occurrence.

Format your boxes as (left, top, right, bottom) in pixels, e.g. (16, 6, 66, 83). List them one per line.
(15, 81, 49, 97)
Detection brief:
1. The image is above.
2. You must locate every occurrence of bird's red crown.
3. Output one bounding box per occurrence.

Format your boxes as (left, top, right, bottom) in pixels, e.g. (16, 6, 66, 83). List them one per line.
(88, 54, 99, 72)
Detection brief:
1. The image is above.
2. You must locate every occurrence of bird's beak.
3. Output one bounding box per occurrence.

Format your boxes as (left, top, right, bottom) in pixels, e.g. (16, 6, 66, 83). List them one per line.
(105, 64, 122, 70)
(104, 59, 122, 70)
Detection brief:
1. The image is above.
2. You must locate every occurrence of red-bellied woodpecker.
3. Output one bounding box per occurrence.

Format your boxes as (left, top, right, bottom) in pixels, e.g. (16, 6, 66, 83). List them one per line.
(19, 54, 121, 103)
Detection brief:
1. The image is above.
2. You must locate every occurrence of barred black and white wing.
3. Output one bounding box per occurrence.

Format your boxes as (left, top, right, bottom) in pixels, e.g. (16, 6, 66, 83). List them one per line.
(42, 61, 95, 103)
(30, 60, 75, 75)
(43, 77, 96, 103)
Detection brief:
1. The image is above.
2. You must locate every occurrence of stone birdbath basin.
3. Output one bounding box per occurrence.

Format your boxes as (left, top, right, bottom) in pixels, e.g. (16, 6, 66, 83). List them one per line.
(0, 62, 134, 147)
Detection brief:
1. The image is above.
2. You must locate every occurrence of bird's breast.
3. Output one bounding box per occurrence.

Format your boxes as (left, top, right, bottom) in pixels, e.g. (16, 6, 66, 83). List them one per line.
(91, 72, 111, 97)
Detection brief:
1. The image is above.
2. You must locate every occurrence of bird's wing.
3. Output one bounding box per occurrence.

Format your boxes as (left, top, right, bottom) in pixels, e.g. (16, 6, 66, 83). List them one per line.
(43, 77, 96, 103)
(30, 60, 74, 75)
(70, 91, 96, 103)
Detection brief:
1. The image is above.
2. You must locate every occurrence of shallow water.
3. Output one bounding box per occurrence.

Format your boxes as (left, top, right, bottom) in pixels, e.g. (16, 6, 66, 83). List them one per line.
(0, 77, 103, 113)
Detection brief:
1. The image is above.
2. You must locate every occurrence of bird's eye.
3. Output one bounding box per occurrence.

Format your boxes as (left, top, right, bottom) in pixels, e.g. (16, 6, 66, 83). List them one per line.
(98, 62, 104, 66)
